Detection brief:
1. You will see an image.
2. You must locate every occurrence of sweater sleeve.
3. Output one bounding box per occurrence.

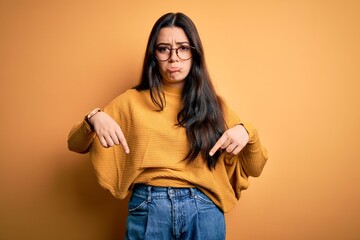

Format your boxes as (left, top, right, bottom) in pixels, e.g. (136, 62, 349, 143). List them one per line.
(223, 105, 268, 178)
(67, 119, 97, 154)
(240, 122, 268, 177)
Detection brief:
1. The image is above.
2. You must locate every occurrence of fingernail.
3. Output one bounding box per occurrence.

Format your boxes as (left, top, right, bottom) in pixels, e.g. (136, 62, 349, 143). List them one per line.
(209, 151, 213, 156)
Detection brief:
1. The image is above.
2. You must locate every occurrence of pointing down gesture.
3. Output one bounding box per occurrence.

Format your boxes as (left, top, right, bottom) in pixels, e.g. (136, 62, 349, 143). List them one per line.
(209, 125, 249, 157)
(89, 111, 130, 154)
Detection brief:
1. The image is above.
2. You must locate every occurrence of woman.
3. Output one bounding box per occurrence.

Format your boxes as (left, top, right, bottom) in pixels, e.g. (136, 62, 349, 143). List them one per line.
(68, 12, 268, 240)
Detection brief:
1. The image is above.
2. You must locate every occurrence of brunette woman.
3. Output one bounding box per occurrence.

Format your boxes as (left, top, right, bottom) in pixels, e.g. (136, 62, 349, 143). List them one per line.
(68, 12, 268, 240)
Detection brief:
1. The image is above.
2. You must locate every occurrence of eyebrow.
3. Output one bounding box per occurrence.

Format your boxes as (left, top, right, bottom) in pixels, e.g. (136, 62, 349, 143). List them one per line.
(156, 41, 190, 46)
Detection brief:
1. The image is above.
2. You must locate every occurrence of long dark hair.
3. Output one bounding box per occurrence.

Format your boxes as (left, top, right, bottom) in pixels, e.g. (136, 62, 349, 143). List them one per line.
(135, 12, 226, 169)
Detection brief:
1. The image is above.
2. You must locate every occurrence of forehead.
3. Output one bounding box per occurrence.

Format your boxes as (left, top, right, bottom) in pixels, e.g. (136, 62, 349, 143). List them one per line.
(156, 27, 189, 44)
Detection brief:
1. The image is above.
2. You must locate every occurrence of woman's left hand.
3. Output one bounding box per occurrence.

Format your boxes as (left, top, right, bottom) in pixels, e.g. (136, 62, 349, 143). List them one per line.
(209, 125, 249, 156)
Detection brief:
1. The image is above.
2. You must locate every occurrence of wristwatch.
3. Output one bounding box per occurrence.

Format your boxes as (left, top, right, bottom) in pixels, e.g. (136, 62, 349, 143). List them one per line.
(85, 107, 101, 130)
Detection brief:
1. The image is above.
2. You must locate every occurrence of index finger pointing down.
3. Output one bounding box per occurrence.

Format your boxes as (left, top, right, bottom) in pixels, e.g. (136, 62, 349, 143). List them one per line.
(115, 128, 130, 154)
(209, 134, 227, 156)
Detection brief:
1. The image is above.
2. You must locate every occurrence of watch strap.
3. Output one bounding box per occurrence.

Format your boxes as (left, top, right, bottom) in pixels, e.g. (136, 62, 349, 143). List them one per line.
(85, 108, 101, 130)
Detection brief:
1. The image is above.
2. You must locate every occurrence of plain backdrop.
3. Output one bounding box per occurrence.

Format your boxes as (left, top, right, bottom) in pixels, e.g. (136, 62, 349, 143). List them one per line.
(0, 0, 359, 239)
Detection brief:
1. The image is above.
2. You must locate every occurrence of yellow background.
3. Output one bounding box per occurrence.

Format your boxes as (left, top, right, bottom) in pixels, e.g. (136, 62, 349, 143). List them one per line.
(1, 0, 359, 239)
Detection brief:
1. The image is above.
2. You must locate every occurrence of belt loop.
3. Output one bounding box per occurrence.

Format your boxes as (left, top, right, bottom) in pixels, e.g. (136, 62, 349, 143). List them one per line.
(147, 185, 152, 202)
(189, 188, 195, 198)
(167, 187, 174, 199)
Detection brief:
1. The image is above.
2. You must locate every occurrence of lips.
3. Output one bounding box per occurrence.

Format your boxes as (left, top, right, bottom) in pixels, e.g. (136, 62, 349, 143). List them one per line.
(168, 67, 181, 73)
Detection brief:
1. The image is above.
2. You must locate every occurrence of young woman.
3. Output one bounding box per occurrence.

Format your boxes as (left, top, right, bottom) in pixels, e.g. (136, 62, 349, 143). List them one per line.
(68, 12, 268, 240)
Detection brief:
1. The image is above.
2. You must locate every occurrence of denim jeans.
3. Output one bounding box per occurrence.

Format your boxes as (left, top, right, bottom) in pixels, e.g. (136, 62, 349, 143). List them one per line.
(125, 184, 225, 240)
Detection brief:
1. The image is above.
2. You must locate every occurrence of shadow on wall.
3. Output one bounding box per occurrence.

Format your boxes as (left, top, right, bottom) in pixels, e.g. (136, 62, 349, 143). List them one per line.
(52, 152, 129, 240)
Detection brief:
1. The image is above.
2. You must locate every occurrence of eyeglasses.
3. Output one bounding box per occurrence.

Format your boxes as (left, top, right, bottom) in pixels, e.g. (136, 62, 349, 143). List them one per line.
(155, 45, 195, 61)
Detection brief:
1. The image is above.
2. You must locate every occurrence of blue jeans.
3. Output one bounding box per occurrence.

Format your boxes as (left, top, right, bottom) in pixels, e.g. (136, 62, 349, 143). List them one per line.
(125, 184, 225, 240)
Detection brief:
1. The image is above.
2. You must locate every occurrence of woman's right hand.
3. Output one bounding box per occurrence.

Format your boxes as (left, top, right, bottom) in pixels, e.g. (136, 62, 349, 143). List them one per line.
(89, 111, 130, 153)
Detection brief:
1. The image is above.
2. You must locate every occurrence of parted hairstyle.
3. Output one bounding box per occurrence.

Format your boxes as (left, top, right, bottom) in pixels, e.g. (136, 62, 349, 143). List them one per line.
(135, 12, 226, 169)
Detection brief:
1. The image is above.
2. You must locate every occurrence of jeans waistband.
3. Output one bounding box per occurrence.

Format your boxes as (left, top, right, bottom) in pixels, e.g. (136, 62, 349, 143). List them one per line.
(132, 184, 197, 199)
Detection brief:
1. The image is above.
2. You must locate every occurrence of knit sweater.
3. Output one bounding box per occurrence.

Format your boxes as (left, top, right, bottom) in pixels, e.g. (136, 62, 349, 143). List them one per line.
(67, 85, 268, 212)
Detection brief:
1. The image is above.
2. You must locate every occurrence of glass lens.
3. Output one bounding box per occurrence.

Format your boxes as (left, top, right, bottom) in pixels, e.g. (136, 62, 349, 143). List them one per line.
(155, 47, 171, 61)
(177, 45, 192, 60)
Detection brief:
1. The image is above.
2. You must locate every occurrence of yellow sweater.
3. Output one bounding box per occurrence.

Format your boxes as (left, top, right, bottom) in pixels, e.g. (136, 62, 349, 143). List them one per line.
(67, 85, 268, 212)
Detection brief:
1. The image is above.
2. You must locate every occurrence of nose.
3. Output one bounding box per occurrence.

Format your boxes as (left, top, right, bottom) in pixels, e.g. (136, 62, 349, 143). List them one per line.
(169, 49, 179, 62)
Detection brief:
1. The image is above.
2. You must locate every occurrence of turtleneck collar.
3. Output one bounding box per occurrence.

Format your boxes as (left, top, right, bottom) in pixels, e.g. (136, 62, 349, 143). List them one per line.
(162, 84, 182, 98)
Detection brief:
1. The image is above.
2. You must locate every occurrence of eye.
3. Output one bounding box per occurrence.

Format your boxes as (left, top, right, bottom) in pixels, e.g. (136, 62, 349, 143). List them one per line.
(179, 45, 191, 51)
(156, 46, 170, 53)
